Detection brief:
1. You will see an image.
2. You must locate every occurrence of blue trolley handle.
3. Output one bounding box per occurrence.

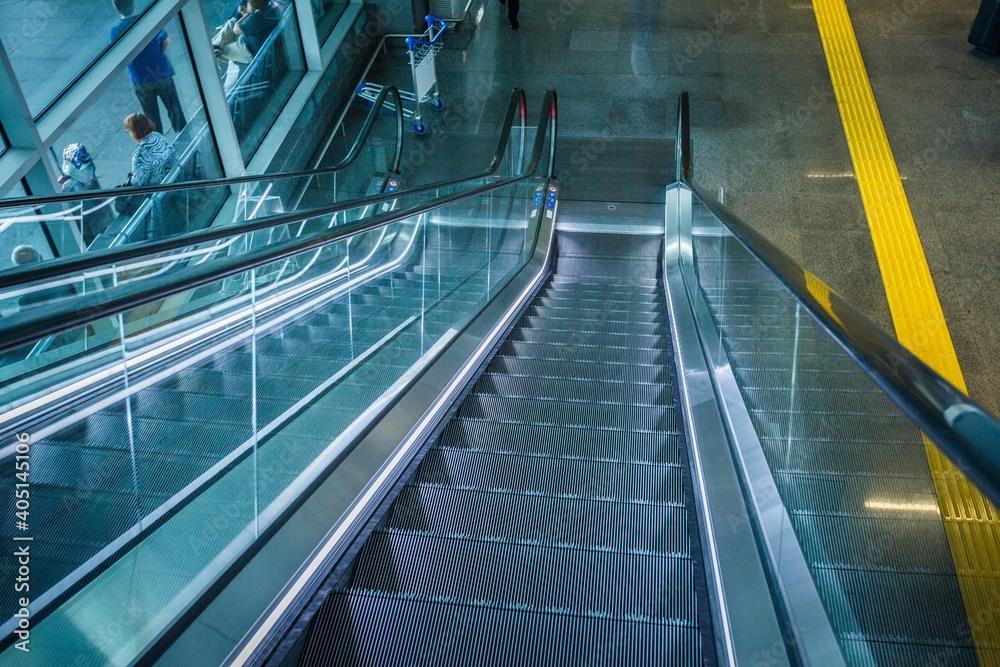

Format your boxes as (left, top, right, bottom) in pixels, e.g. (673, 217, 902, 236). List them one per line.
(405, 15, 447, 51)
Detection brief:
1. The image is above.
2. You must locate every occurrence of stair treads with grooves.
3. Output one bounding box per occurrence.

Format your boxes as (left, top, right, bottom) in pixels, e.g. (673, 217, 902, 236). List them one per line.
(497, 341, 667, 367)
(841, 641, 980, 667)
(791, 514, 957, 573)
(813, 567, 975, 643)
(412, 448, 684, 504)
(519, 315, 665, 337)
(510, 327, 665, 350)
(440, 418, 681, 464)
(555, 256, 660, 281)
(534, 295, 660, 314)
(473, 373, 669, 407)
(549, 274, 659, 288)
(759, 435, 942, 477)
(536, 290, 661, 307)
(387, 485, 691, 554)
(543, 286, 662, 303)
(347, 531, 699, 623)
(460, 395, 676, 433)
(527, 305, 664, 326)
(772, 471, 941, 515)
(489, 356, 670, 384)
(297, 593, 703, 667)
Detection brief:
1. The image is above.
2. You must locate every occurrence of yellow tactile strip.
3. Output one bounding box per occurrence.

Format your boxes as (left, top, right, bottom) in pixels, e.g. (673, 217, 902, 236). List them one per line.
(810, 0, 1000, 661)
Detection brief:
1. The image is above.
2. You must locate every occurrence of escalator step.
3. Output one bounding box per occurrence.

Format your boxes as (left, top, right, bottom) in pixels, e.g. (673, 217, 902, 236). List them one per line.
(347, 531, 698, 623)
(538, 289, 661, 307)
(497, 341, 668, 367)
(387, 485, 691, 554)
(460, 394, 676, 433)
(440, 418, 680, 464)
(527, 305, 664, 326)
(510, 327, 664, 350)
(472, 373, 670, 407)
(534, 295, 660, 315)
(519, 315, 664, 337)
(488, 356, 670, 384)
(298, 593, 702, 667)
(412, 448, 684, 504)
(555, 256, 660, 280)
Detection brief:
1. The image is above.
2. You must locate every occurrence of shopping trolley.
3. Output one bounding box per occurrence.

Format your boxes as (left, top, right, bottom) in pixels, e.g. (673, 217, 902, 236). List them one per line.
(356, 15, 447, 135)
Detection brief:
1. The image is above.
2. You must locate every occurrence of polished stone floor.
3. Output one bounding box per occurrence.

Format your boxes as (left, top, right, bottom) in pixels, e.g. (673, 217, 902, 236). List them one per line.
(366, 0, 1000, 415)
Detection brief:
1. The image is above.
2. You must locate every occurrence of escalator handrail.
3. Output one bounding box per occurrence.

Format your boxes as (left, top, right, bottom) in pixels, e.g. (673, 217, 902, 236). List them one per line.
(0, 89, 530, 292)
(0, 84, 406, 213)
(674, 91, 1000, 507)
(0, 90, 558, 356)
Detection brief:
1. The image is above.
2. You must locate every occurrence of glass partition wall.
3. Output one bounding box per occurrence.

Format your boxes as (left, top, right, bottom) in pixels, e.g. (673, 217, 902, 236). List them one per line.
(0, 0, 342, 267)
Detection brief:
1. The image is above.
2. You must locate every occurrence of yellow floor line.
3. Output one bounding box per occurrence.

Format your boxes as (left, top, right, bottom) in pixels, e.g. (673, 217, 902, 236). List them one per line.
(810, 0, 1000, 661)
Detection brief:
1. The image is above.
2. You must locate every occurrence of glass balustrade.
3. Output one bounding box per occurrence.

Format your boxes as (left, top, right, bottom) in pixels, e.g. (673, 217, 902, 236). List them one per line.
(689, 197, 1000, 667)
(0, 175, 539, 665)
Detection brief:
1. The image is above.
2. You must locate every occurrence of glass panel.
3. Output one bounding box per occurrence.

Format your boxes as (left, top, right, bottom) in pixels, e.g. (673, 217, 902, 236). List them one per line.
(313, 0, 349, 42)
(218, 1, 306, 161)
(691, 199, 1000, 666)
(0, 178, 537, 665)
(0, 181, 56, 274)
(11, 13, 223, 256)
(1, 181, 27, 200)
(0, 0, 154, 117)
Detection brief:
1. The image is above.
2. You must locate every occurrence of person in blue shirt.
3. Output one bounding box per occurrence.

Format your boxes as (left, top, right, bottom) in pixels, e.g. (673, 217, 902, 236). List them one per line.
(110, 0, 187, 135)
(212, 0, 281, 67)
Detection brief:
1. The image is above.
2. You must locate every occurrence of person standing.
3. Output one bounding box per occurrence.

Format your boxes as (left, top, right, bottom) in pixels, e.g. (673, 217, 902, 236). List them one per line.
(110, 0, 187, 135)
(57, 144, 113, 246)
(499, 0, 519, 29)
(114, 113, 177, 218)
(212, 0, 281, 67)
(124, 114, 177, 188)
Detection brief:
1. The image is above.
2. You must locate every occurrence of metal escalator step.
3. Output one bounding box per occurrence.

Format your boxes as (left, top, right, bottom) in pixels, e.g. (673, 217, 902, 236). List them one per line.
(497, 341, 668, 367)
(813, 566, 975, 645)
(543, 281, 661, 299)
(489, 356, 670, 384)
(549, 274, 659, 288)
(348, 531, 698, 623)
(534, 295, 660, 315)
(841, 639, 980, 667)
(127, 387, 252, 424)
(440, 418, 680, 464)
(131, 415, 249, 458)
(387, 485, 691, 554)
(760, 435, 940, 477)
(519, 315, 664, 337)
(460, 394, 676, 433)
(412, 448, 684, 504)
(539, 289, 661, 307)
(555, 257, 660, 281)
(772, 470, 939, 516)
(510, 327, 665, 350)
(298, 593, 703, 667)
(791, 514, 958, 573)
(527, 305, 664, 325)
(472, 373, 670, 407)
(748, 409, 919, 445)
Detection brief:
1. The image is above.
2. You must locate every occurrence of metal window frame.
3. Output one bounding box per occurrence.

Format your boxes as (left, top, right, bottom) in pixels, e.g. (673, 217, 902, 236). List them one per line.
(0, 0, 344, 201)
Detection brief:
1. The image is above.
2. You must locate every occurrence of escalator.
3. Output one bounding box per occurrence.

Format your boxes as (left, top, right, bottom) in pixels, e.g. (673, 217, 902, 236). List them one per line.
(0, 88, 998, 667)
(287, 231, 714, 666)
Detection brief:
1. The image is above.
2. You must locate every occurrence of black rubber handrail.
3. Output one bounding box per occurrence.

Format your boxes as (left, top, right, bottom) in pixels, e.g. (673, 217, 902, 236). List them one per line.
(675, 91, 1000, 507)
(0, 89, 530, 292)
(0, 90, 557, 354)
(2, 85, 405, 212)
